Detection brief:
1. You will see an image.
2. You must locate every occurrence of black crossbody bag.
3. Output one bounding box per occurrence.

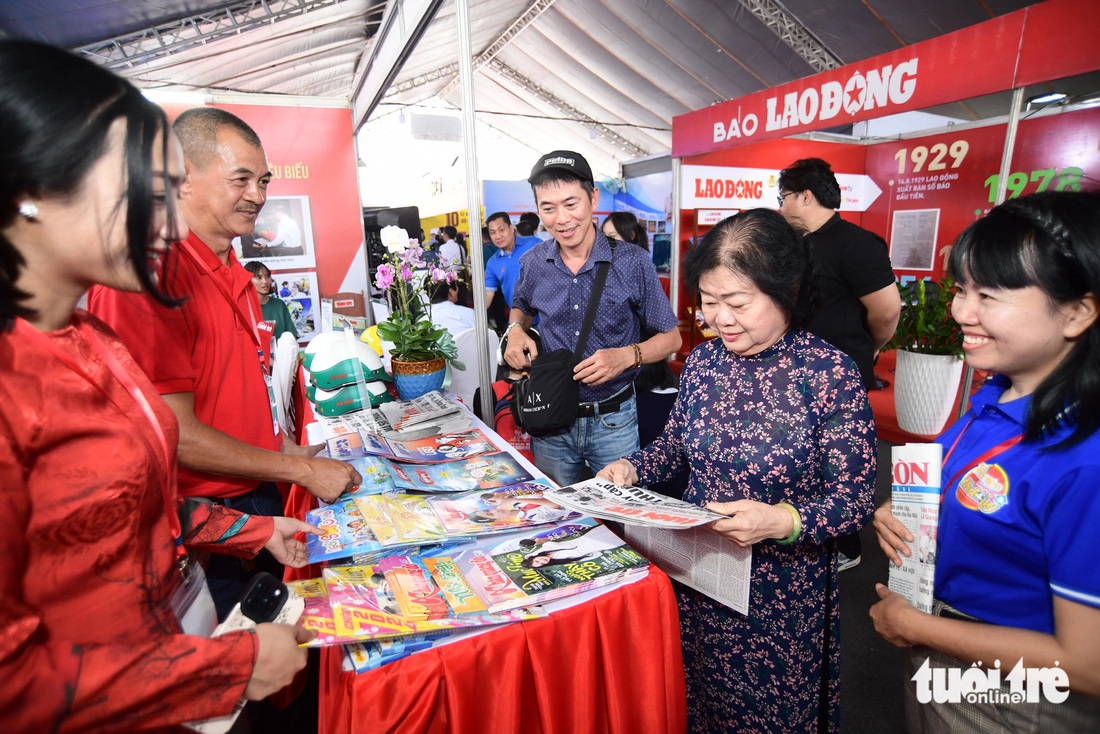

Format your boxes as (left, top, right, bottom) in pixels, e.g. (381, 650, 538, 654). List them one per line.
(511, 241, 617, 437)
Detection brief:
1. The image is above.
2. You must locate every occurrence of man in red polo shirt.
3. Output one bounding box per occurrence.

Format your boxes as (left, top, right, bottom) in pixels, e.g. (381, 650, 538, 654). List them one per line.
(89, 107, 359, 617)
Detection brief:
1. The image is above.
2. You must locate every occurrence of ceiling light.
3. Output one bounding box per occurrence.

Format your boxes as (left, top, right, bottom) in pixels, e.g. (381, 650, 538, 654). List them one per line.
(1026, 91, 1068, 108)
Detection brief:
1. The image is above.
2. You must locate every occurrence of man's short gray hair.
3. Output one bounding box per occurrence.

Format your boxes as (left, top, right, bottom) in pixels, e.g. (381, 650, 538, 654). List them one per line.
(173, 107, 263, 170)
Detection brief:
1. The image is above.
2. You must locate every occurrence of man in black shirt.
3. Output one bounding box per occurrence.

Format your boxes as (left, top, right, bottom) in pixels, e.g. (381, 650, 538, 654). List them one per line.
(779, 157, 901, 569)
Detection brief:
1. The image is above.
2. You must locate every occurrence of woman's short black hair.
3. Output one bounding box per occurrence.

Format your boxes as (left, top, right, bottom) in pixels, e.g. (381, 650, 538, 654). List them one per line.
(682, 208, 815, 329)
(948, 190, 1100, 448)
(0, 40, 179, 330)
(243, 261, 270, 278)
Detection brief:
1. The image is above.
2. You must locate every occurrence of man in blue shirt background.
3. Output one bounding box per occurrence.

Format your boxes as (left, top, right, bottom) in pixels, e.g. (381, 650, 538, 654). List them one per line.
(484, 211, 540, 314)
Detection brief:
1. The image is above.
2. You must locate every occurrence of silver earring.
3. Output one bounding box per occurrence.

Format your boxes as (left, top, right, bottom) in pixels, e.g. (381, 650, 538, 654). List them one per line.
(18, 202, 39, 219)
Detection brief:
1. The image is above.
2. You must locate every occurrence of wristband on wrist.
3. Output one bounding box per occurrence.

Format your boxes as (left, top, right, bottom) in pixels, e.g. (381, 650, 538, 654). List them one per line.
(774, 502, 802, 545)
(630, 343, 642, 369)
(503, 321, 523, 338)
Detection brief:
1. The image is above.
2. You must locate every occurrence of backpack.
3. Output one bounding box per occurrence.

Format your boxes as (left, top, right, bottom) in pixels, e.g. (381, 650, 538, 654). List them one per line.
(475, 380, 533, 462)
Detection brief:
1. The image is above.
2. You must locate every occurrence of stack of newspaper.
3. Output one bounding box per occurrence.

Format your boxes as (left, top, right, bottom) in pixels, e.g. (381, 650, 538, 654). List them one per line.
(378, 391, 466, 433)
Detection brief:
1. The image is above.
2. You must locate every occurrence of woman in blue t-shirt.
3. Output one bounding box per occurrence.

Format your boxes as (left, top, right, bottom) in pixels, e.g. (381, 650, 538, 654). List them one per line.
(872, 191, 1100, 731)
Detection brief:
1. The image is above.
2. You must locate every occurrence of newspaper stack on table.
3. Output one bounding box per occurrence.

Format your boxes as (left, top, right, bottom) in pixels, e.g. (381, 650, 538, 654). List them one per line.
(379, 391, 462, 431)
(887, 442, 943, 614)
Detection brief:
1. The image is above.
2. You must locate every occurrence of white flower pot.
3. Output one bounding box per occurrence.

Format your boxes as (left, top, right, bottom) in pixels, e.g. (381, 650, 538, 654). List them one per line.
(893, 350, 965, 436)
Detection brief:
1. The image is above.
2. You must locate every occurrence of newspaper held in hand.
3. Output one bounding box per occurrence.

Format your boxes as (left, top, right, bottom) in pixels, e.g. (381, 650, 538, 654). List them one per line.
(887, 442, 943, 614)
(544, 478, 726, 528)
(624, 524, 751, 616)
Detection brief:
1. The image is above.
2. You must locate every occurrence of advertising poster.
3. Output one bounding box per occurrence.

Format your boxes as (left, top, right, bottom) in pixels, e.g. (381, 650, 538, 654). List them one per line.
(862, 106, 1100, 282)
(271, 270, 320, 341)
(239, 194, 317, 270)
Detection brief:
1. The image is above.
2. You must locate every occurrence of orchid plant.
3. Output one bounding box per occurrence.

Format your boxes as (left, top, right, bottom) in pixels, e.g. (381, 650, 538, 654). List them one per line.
(374, 226, 465, 369)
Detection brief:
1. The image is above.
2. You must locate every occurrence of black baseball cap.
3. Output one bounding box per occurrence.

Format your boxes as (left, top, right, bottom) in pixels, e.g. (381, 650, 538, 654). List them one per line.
(528, 150, 594, 186)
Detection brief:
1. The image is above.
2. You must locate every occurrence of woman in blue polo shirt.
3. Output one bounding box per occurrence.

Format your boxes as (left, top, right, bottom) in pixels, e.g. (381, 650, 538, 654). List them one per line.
(872, 191, 1100, 731)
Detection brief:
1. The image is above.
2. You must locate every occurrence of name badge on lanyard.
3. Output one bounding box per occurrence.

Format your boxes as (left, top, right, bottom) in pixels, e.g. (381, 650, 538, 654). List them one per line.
(171, 559, 218, 637)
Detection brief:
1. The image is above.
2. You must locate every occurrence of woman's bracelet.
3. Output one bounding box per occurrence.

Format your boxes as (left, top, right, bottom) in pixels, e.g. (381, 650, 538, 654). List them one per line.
(775, 502, 802, 545)
(630, 343, 642, 369)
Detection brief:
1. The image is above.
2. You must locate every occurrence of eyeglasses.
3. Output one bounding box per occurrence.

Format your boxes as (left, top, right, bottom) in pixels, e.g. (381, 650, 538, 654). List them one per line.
(776, 192, 795, 207)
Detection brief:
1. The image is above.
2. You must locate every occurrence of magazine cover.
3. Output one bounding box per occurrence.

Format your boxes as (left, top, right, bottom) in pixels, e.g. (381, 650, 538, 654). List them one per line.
(385, 451, 534, 493)
(887, 442, 943, 614)
(451, 518, 650, 613)
(348, 539, 471, 569)
(343, 634, 443, 673)
(330, 428, 496, 463)
(326, 431, 389, 461)
(545, 478, 726, 528)
(285, 578, 362, 647)
(354, 495, 402, 547)
(426, 480, 578, 535)
(323, 564, 417, 640)
(305, 498, 383, 563)
(384, 429, 497, 463)
(346, 455, 397, 494)
(357, 493, 458, 548)
(377, 555, 461, 620)
(325, 562, 546, 641)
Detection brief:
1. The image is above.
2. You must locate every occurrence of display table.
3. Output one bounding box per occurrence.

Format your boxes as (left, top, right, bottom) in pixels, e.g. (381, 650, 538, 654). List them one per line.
(285, 378, 687, 734)
(315, 569, 684, 734)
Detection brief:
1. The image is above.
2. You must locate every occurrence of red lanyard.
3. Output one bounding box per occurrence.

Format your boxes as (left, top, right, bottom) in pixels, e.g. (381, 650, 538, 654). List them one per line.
(177, 240, 269, 370)
(940, 414, 1025, 506)
(16, 317, 186, 559)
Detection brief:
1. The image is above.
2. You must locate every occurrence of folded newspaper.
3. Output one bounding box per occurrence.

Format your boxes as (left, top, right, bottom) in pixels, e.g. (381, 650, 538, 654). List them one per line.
(544, 478, 726, 528)
(887, 442, 943, 614)
(378, 391, 463, 432)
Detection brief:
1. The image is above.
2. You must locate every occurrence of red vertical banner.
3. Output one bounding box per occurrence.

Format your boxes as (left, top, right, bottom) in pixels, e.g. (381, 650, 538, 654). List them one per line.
(213, 104, 362, 299)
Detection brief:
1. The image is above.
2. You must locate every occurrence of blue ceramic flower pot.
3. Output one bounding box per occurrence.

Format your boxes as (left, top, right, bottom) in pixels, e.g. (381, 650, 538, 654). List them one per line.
(391, 357, 447, 401)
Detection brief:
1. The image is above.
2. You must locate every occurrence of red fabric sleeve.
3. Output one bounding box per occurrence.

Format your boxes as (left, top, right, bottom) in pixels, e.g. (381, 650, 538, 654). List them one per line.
(0, 442, 256, 732)
(3, 630, 256, 733)
(181, 499, 274, 559)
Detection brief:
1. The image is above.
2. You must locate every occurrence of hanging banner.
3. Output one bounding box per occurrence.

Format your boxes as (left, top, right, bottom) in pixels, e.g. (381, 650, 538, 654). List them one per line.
(672, 0, 1096, 158)
(681, 165, 881, 211)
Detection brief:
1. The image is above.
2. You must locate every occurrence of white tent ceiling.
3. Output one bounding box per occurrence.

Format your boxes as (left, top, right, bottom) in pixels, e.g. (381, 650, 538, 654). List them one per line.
(1, 0, 1087, 182)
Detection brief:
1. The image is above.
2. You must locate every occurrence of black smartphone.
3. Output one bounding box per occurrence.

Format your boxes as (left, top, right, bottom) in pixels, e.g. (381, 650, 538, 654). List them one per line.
(238, 571, 289, 624)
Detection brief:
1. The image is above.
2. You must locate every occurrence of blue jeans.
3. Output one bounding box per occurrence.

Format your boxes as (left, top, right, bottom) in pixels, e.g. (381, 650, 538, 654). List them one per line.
(532, 395, 639, 486)
(205, 482, 284, 621)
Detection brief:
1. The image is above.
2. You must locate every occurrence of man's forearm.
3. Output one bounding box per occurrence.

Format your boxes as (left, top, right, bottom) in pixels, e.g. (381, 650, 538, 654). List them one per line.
(162, 392, 310, 486)
(506, 307, 534, 330)
(638, 327, 681, 364)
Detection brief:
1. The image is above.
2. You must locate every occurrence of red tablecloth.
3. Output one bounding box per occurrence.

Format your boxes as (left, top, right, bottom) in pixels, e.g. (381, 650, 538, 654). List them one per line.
(287, 372, 687, 734)
(317, 569, 685, 734)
